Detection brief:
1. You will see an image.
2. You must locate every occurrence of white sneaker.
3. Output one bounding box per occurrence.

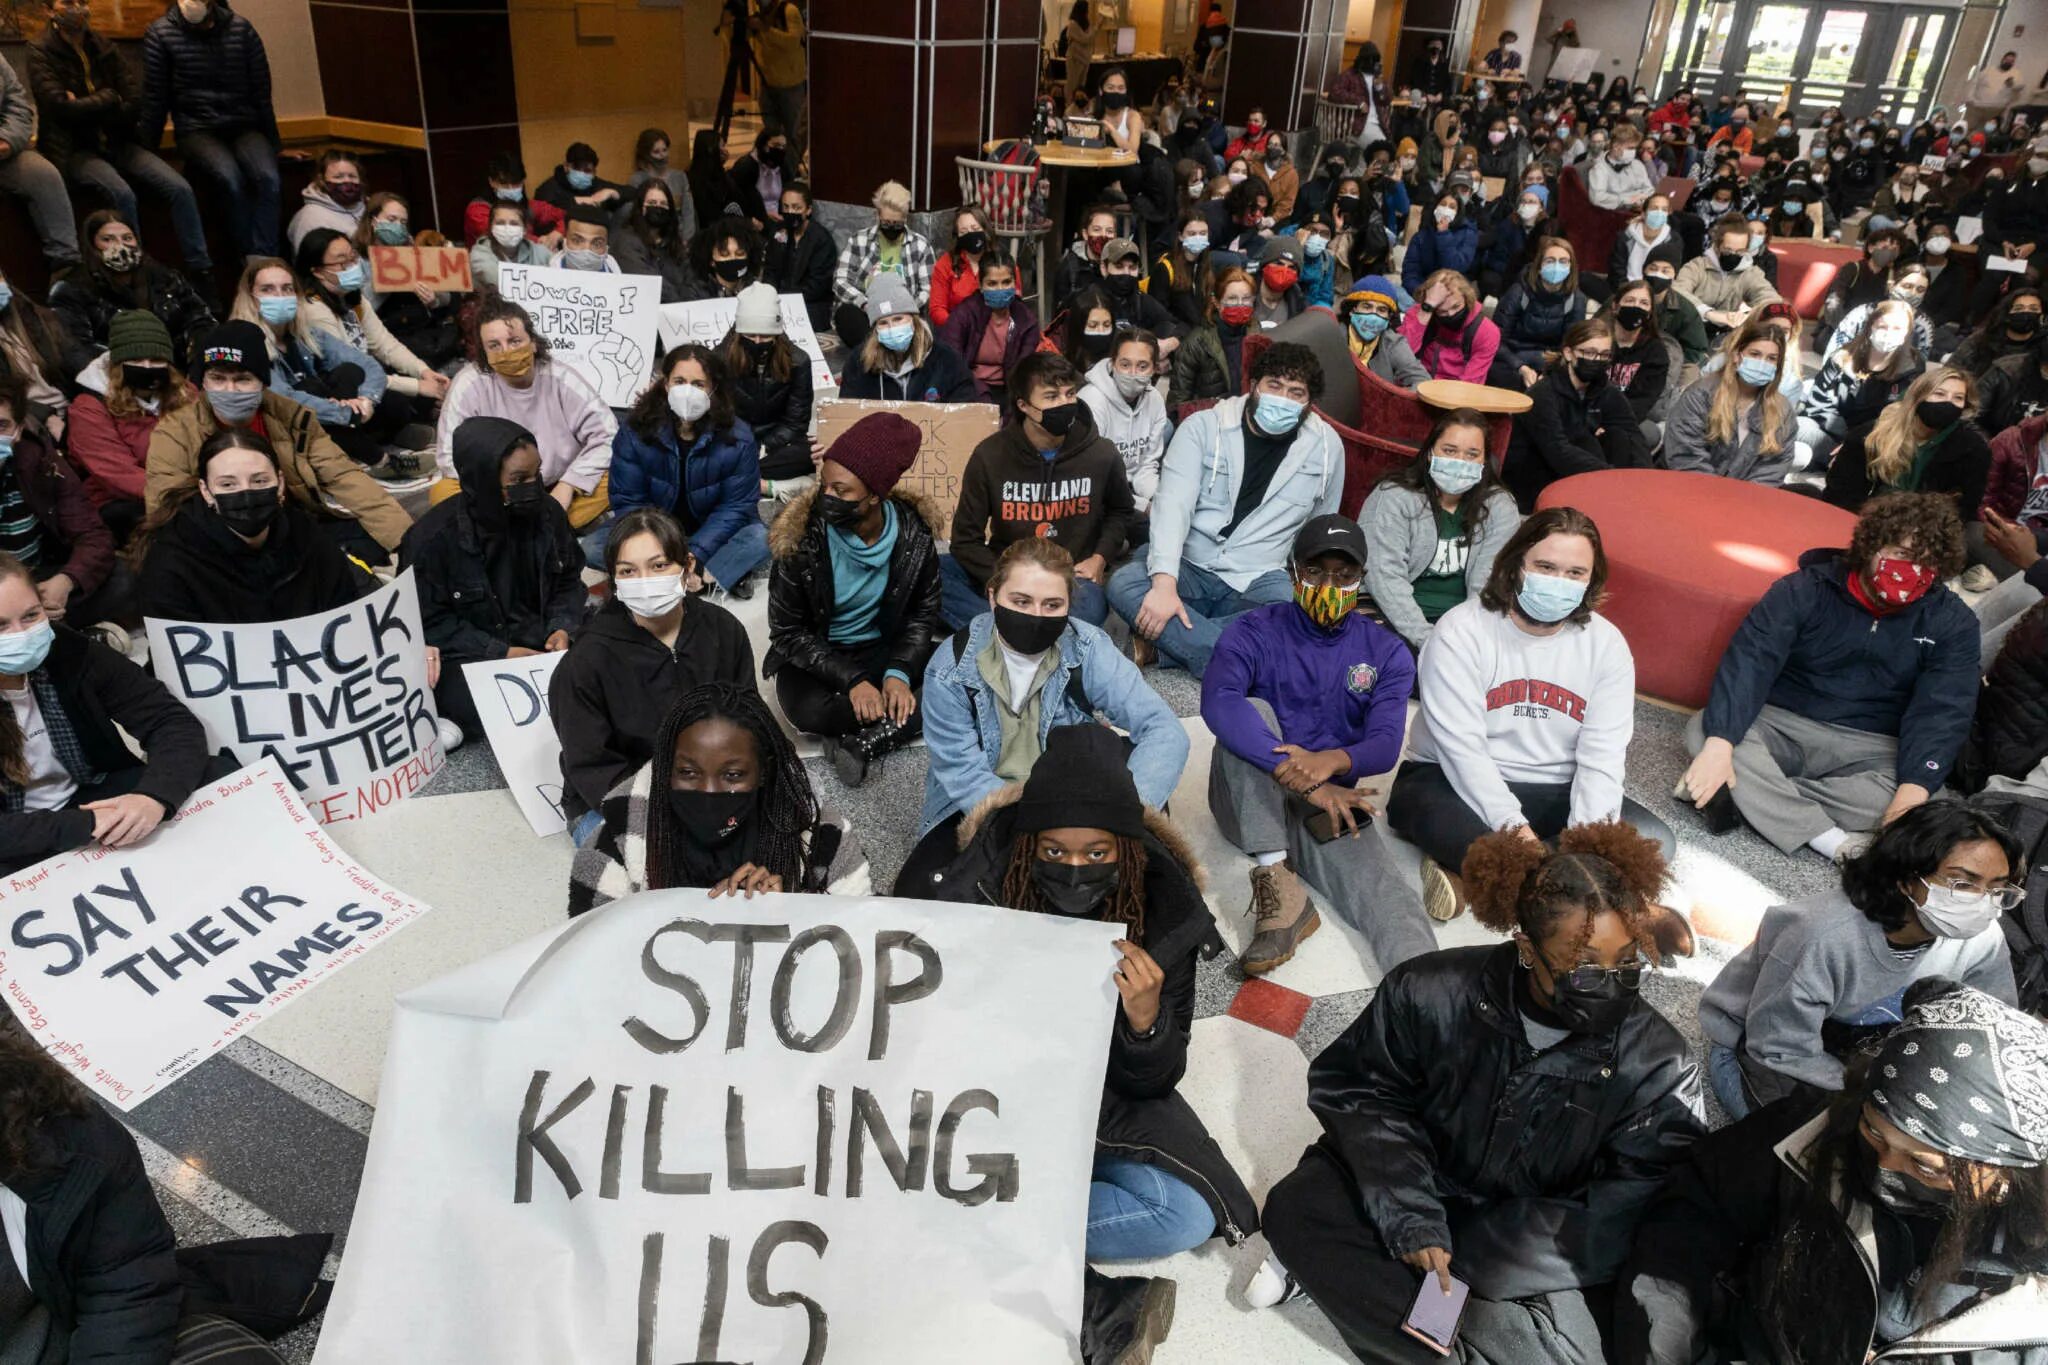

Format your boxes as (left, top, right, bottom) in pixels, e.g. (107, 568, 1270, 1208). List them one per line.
(1245, 1254, 1304, 1309)
(436, 717, 465, 753)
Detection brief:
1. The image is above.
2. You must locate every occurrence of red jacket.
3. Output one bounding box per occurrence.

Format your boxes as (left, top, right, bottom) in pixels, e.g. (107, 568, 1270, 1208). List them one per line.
(929, 252, 981, 326)
(462, 195, 566, 247)
(11, 431, 114, 594)
(66, 390, 175, 508)
(1647, 99, 1692, 133)
(1983, 412, 2048, 523)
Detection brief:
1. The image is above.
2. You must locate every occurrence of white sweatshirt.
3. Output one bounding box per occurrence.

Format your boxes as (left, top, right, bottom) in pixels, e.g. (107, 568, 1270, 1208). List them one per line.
(1079, 357, 1170, 511)
(1405, 598, 1636, 831)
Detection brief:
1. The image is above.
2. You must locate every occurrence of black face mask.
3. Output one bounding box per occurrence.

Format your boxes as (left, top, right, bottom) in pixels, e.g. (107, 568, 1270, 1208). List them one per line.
(1335, 195, 1364, 222)
(712, 257, 751, 282)
(760, 146, 786, 167)
(1614, 304, 1650, 330)
(1645, 274, 1673, 295)
(503, 479, 547, 520)
(1717, 249, 1747, 271)
(1104, 273, 1139, 301)
(1433, 303, 1466, 327)
(212, 488, 280, 536)
(1031, 860, 1119, 917)
(878, 221, 907, 241)
(1534, 959, 1638, 1033)
(992, 602, 1067, 655)
(2010, 311, 2044, 337)
(642, 205, 676, 232)
(1101, 91, 1130, 111)
(956, 231, 988, 255)
(666, 787, 757, 847)
(1852, 1137, 1952, 1219)
(783, 212, 807, 234)
(1916, 400, 1963, 430)
(1034, 398, 1083, 435)
(817, 492, 866, 527)
(1572, 356, 1611, 386)
(120, 363, 168, 392)
(739, 336, 779, 368)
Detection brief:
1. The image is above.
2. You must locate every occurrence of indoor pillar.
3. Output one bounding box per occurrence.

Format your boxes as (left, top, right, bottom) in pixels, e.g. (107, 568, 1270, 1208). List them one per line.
(1224, 0, 1353, 129)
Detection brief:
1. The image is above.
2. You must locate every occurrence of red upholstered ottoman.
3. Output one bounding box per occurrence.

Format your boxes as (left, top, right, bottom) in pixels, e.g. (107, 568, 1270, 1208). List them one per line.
(1535, 470, 1860, 708)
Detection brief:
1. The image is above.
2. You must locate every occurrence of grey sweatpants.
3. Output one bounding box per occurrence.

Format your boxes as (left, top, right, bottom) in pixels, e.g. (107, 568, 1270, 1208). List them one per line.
(1686, 706, 1897, 854)
(1207, 701, 1437, 973)
(1974, 569, 2040, 672)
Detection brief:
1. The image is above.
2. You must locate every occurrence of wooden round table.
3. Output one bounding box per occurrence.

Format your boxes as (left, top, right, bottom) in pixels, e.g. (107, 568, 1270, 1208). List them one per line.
(990, 138, 1137, 263)
(1416, 378, 1533, 415)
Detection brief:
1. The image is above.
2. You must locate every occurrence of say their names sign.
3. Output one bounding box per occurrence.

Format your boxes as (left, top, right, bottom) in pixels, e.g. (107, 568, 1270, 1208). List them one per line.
(368, 244, 474, 294)
(144, 572, 446, 825)
(496, 263, 662, 408)
(0, 762, 431, 1109)
(316, 890, 1122, 1364)
(815, 399, 999, 537)
(462, 653, 568, 837)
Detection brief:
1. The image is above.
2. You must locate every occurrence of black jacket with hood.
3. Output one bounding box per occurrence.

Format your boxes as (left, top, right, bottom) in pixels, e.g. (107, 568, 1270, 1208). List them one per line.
(925, 785, 1261, 1244)
(948, 407, 1137, 590)
(1958, 594, 2048, 794)
(138, 494, 369, 625)
(27, 25, 142, 165)
(1307, 942, 1705, 1301)
(729, 350, 814, 475)
(764, 483, 942, 688)
(399, 416, 586, 664)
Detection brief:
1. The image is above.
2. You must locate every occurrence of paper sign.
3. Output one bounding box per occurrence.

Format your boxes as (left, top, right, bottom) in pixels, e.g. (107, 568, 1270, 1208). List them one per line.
(815, 400, 1000, 538)
(1957, 215, 1984, 245)
(659, 292, 835, 399)
(497, 263, 663, 408)
(1921, 154, 1948, 171)
(462, 653, 568, 837)
(316, 889, 1122, 1364)
(0, 762, 431, 1109)
(1549, 47, 1601, 86)
(1988, 254, 2028, 273)
(144, 573, 446, 825)
(369, 244, 474, 294)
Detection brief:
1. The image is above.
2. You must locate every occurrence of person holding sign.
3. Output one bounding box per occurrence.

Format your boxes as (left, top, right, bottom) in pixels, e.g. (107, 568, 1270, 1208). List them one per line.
(719, 284, 815, 488)
(835, 276, 975, 407)
(611, 180, 695, 304)
(927, 724, 1257, 1361)
(1252, 822, 1704, 1363)
(765, 411, 940, 786)
(434, 296, 616, 531)
(566, 680, 869, 915)
(550, 205, 621, 275)
(608, 343, 770, 595)
(0, 552, 209, 876)
(295, 228, 450, 406)
(550, 508, 754, 841)
(402, 417, 585, 741)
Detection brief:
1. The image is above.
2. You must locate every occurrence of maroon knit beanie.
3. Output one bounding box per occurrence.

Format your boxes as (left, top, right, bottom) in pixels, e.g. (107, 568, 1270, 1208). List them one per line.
(826, 411, 923, 497)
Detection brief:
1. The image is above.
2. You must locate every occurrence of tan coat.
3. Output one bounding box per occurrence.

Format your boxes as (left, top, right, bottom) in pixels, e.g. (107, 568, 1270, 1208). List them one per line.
(144, 391, 412, 550)
(300, 295, 431, 398)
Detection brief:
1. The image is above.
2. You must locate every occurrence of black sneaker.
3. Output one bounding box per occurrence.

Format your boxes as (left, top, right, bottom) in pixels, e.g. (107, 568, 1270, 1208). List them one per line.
(1081, 1268, 1176, 1365)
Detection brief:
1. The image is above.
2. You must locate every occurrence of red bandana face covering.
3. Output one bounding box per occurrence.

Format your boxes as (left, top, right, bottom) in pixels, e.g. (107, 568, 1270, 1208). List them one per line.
(1864, 555, 1936, 609)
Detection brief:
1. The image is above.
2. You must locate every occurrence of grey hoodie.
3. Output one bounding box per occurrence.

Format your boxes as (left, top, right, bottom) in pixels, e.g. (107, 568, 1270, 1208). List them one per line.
(1661, 371, 1801, 486)
(0, 56, 34, 155)
(1360, 480, 1520, 648)
(1079, 357, 1171, 510)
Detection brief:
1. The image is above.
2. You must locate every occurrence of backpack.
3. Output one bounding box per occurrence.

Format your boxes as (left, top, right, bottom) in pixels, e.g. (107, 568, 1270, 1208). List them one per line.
(1966, 792, 2048, 1015)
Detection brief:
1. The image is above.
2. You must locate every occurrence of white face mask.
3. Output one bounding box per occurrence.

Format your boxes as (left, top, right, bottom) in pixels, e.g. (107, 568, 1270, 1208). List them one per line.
(614, 573, 686, 619)
(177, 0, 209, 20)
(1914, 879, 2002, 939)
(490, 222, 525, 249)
(668, 383, 711, 422)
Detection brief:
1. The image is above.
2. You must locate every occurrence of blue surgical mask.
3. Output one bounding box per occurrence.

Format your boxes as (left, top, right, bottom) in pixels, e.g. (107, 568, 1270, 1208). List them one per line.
(0, 283, 12, 312)
(1517, 570, 1587, 623)
(1736, 355, 1778, 386)
(1644, 209, 1668, 229)
(1781, 200, 1802, 216)
(0, 620, 53, 677)
(1253, 392, 1304, 434)
(1350, 311, 1389, 340)
(981, 286, 1016, 309)
(1430, 454, 1482, 495)
(1749, 231, 1766, 252)
(1182, 234, 1209, 257)
(565, 169, 594, 192)
(257, 295, 298, 325)
(336, 262, 367, 291)
(1303, 234, 1328, 258)
(0, 437, 12, 461)
(372, 220, 410, 246)
(877, 322, 915, 353)
(1539, 260, 1571, 286)
(495, 185, 524, 201)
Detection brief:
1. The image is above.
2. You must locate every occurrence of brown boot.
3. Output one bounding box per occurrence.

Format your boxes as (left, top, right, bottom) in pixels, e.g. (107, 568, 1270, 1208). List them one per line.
(1240, 862, 1320, 975)
(1420, 856, 1465, 922)
(1129, 631, 1157, 668)
(1642, 903, 1696, 961)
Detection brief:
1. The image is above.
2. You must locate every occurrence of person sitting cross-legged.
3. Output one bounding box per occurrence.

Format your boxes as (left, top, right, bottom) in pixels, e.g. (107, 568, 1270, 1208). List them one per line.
(1109, 341, 1343, 676)
(1678, 492, 1979, 863)
(1203, 514, 1433, 978)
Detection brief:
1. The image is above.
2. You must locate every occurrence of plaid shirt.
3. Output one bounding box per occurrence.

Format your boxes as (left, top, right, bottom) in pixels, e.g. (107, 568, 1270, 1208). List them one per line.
(0, 671, 104, 814)
(832, 225, 936, 310)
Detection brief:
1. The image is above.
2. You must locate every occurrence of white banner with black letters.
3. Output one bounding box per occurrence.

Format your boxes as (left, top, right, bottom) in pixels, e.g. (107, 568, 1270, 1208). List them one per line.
(462, 653, 567, 837)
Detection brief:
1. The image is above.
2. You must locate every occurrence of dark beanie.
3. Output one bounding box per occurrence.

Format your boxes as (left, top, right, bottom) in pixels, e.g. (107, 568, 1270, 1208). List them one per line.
(107, 310, 173, 366)
(1013, 725, 1145, 839)
(193, 320, 271, 387)
(825, 411, 923, 498)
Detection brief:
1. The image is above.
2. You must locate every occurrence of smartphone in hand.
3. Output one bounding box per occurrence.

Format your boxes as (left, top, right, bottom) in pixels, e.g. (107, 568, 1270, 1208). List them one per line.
(1401, 1273, 1470, 1356)
(1303, 803, 1373, 842)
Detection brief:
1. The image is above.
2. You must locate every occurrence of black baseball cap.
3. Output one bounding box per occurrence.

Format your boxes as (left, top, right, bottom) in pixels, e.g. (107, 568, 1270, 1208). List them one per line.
(1292, 514, 1366, 568)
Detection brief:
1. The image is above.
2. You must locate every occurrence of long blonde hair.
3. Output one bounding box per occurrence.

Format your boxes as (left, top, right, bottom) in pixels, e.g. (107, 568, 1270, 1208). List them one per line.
(1863, 366, 1977, 488)
(229, 257, 316, 354)
(1708, 316, 1791, 456)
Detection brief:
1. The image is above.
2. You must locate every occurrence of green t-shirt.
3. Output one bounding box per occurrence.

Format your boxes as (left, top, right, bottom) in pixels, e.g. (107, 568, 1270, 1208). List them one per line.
(1410, 503, 1469, 622)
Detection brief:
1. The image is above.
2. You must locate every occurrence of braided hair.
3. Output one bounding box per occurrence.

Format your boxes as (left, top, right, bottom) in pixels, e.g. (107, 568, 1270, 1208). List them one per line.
(642, 682, 819, 892)
(999, 832, 1151, 940)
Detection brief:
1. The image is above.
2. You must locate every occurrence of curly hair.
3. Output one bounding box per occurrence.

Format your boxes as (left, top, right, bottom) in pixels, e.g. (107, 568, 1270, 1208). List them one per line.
(0, 1020, 90, 1180)
(1846, 491, 1966, 579)
(468, 293, 552, 367)
(628, 343, 737, 442)
(1841, 800, 2021, 932)
(1463, 820, 1671, 961)
(999, 833, 1151, 939)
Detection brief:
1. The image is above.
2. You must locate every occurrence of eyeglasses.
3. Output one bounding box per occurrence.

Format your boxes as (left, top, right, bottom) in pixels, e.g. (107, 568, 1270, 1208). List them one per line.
(1295, 567, 1362, 590)
(1923, 877, 2025, 911)
(1537, 954, 1646, 991)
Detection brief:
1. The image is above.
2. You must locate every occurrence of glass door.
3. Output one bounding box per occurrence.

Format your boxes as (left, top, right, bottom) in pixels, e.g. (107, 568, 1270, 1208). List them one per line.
(1657, 0, 1739, 96)
(1872, 10, 1954, 127)
(1732, 4, 1874, 115)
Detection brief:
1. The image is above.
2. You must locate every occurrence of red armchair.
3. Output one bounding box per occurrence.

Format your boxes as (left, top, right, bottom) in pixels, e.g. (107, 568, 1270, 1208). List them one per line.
(1556, 166, 1632, 284)
(1766, 239, 1864, 319)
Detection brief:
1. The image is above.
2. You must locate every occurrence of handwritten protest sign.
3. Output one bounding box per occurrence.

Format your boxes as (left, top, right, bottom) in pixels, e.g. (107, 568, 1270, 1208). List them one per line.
(816, 400, 998, 535)
(368, 244, 474, 294)
(497, 263, 662, 408)
(659, 291, 835, 400)
(317, 890, 1121, 1364)
(0, 762, 430, 1110)
(462, 653, 567, 837)
(145, 573, 445, 825)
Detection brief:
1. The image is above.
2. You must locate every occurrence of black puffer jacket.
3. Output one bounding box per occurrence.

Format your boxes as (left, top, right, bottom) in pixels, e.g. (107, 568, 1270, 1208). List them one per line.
(1957, 595, 2048, 794)
(136, 1, 279, 147)
(926, 784, 1260, 1245)
(765, 223, 838, 334)
(763, 483, 941, 688)
(50, 261, 217, 368)
(26, 26, 142, 164)
(1308, 943, 1705, 1300)
(729, 353, 814, 474)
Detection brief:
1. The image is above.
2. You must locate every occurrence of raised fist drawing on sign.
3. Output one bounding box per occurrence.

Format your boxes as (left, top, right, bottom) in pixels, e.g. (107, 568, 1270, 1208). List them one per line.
(593, 332, 645, 398)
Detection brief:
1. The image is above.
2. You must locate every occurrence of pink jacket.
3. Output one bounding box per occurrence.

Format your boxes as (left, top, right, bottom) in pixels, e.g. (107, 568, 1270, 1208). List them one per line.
(1400, 305, 1500, 384)
(66, 389, 173, 508)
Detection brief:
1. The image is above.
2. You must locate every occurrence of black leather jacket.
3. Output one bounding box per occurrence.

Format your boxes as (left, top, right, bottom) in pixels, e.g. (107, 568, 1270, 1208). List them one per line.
(763, 484, 941, 689)
(1307, 943, 1705, 1301)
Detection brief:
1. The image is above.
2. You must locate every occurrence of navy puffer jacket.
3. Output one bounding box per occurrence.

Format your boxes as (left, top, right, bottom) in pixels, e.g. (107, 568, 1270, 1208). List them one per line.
(608, 414, 763, 571)
(137, 3, 279, 148)
(1490, 279, 1588, 372)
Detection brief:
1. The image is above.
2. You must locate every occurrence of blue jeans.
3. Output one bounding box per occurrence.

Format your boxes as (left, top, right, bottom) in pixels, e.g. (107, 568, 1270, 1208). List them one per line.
(571, 809, 604, 846)
(1087, 1155, 1214, 1262)
(66, 144, 210, 270)
(939, 553, 1108, 631)
(176, 127, 281, 258)
(0, 148, 80, 264)
(1707, 1042, 1752, 1121)
(1106, 558, 1294, 678)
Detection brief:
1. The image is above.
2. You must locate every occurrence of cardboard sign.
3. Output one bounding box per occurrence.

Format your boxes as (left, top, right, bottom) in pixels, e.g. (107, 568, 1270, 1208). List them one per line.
(462, 653, 568, 837)
(0, 762, 431, 1109)
(369, 244, 474, 294)
(659, 292, 835, 399)
(316, 890, 1122, 1364)
(144, 573, 446, 825)
(497, 263, 664, 408)
(815, 400, 999, 537)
